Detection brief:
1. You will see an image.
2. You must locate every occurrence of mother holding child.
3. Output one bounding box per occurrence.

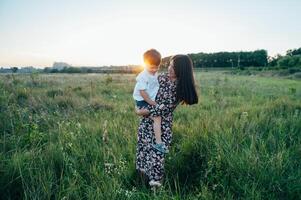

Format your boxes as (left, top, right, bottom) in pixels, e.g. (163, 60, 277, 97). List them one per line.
(133, 49, 198, 188)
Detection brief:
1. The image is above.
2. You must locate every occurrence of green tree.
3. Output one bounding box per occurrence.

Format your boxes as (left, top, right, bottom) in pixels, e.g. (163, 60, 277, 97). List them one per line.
(286, 47, 301, 56)
(11, 67, 18, 73)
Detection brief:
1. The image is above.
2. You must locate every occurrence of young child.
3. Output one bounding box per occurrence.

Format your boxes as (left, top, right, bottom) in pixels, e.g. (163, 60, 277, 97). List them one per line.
(133, 49, 168, 154)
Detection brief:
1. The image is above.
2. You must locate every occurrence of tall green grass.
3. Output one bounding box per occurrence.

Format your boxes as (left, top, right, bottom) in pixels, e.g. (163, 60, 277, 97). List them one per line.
(0, 72, 300, 199)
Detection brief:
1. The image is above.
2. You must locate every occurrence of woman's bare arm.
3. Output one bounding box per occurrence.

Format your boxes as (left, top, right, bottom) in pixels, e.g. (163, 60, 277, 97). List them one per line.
(135, 106, 150, 116)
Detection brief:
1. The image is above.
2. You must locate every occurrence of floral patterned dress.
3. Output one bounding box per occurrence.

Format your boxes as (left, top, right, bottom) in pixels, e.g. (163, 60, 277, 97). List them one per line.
(136, 73, 178, 183)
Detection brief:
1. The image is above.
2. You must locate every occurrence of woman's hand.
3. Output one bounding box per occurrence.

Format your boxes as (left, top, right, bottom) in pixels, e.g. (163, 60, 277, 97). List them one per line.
(135, 106, 150, 116)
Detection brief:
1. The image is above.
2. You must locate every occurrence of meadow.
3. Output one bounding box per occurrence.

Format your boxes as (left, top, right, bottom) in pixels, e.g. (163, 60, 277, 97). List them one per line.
(0, 70, 300, 199)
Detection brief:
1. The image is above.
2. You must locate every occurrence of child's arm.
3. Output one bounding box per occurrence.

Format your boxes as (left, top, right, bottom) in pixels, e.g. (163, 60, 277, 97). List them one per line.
(139, 90, 157, 106)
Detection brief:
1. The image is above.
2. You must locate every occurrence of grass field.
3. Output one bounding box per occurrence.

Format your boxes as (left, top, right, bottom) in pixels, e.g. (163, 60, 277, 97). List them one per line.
(0, 71, 301, 199)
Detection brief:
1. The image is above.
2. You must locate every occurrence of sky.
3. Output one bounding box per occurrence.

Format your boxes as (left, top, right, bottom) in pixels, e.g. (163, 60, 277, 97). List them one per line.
(0, 0, 300, 67)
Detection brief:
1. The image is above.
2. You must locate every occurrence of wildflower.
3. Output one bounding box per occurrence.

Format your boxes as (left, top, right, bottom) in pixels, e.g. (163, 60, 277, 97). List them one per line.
(124, 190, 132, 198)
(212, 184, 218, 191)
(104, 163, 114, 167)
(104, 162, 114, 175)
(116, 188, 133, 198)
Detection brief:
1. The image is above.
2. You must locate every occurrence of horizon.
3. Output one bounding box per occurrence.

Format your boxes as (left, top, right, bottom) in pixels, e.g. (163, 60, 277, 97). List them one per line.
(1, 0, 301, 67)
(0, 49, 281, 69)
(0, 49, 274, 69)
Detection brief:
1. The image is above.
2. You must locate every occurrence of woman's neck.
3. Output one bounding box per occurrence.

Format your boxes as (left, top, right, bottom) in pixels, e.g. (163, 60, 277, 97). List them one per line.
(169, 75, 177, 82)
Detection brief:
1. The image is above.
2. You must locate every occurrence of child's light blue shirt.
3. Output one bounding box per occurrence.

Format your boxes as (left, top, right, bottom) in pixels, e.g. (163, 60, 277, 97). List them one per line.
(133, 69, 159, 101)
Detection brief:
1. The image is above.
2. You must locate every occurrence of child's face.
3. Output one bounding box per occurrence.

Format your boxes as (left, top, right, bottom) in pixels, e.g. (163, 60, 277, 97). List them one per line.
(146, 64, 159, 74)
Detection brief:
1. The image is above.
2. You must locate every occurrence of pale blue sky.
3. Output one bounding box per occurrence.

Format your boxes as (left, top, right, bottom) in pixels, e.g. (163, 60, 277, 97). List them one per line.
(0, 0, 300, 67)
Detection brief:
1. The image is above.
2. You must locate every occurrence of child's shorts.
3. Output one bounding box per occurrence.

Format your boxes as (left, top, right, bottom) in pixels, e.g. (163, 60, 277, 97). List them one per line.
(135, 100, 149, 108)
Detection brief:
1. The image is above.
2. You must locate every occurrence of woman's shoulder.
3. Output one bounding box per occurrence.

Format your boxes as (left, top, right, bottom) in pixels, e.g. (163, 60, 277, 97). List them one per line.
(158, 72, 169, 83)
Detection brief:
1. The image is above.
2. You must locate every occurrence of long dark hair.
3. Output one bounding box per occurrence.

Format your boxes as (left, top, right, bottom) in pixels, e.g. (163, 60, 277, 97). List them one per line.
(171, 55, 198, 105)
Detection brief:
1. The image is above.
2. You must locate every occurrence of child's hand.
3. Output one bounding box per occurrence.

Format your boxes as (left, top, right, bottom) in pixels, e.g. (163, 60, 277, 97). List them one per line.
(149, 100, 157, 106)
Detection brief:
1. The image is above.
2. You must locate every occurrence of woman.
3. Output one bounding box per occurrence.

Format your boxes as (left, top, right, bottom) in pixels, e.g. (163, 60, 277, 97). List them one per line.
(135, 54, 198, 188)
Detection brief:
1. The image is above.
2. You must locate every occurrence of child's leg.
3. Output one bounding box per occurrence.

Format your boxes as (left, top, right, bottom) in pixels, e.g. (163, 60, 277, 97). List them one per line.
(152, 116, 162, 144)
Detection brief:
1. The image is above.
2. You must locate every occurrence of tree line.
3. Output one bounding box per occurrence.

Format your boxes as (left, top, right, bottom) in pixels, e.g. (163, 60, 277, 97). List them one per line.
(161, 48, 301, 69)
(268, 47, 301, 68)
(161, 50, 268, 68)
